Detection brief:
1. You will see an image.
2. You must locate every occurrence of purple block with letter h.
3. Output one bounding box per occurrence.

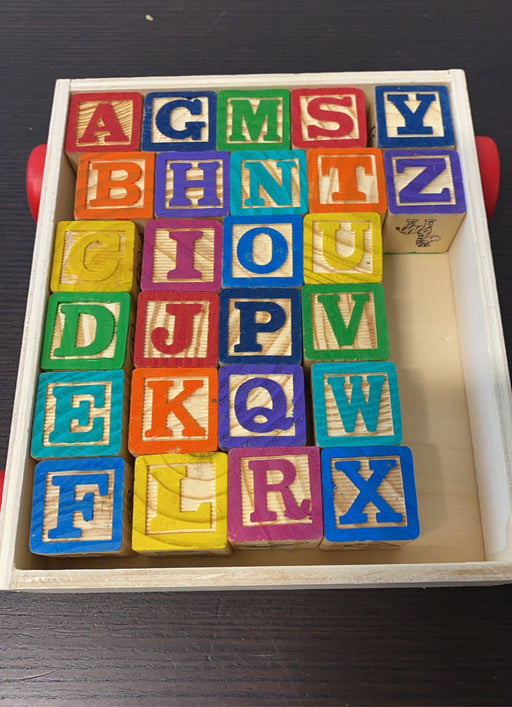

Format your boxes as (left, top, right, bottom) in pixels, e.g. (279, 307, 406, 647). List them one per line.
(154, 150, 230, 217)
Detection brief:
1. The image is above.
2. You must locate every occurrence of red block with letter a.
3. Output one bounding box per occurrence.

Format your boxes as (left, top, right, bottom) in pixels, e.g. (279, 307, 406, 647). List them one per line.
(291, 87, 367, 149)
(65, 92, 142, 157)
(74, 151, 155, 222)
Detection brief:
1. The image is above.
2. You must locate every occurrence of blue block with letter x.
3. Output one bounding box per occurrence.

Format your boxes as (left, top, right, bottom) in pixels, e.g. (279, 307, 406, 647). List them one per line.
(320, 445, 419, 545)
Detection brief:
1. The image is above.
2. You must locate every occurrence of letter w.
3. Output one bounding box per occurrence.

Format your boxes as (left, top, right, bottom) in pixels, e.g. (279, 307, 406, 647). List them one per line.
(326, 374, 385, 433)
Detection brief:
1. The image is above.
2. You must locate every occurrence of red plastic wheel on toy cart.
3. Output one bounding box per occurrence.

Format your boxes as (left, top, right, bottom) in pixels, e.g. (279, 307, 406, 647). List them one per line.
(26, 144, 47, 222)
(475, 136, 500, 219)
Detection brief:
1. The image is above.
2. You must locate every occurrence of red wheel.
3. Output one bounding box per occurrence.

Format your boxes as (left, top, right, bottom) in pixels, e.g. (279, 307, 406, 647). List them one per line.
(26, 144, 47, 222)
(475, 136, 500, 219)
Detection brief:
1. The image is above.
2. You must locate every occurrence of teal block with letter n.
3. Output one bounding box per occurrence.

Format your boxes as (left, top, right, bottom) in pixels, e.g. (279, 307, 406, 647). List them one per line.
(320, 445, 419, 547)
(30, 370, 126, 459)
(311, 361, 402, 447)
(230, 150, 308, 215)
(29, 456, 133, 556)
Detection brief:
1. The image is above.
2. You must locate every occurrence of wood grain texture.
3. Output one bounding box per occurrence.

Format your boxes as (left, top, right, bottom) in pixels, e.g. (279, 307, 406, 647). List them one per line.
(291, 86, 367, 148)
(303, 212, 383, 284)
(227, 446, 323, 548)
(307, 147, 387, 213)
(74, 152, 155, 223)
(40, 291, 132, 370)
(382, 149, 466, 253)
(375, 84, 455, 149)
(50, 220, 141, 294)
(133, 290, 219, 367)
(132, 451, 230, 554)
(302, 283, 389, 362)
(216, 89, 290, 150)
(2, 0, 512, 703)
(320, 445, 419, 548)
(230, 149, 308, 215)
(128, 367, 218, 454)
(29, 456, 133, 556)
(65, 91, 142, 160)
(311, 361, 402, 447)
(141, 218, 222, 291)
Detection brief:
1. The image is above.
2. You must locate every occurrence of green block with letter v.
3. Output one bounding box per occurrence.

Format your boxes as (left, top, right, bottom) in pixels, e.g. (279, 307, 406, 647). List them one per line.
(302, 283, 389, 362)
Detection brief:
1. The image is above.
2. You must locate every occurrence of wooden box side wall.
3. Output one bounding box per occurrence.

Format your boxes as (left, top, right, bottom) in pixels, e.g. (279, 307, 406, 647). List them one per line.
(448, 70, 512, 562)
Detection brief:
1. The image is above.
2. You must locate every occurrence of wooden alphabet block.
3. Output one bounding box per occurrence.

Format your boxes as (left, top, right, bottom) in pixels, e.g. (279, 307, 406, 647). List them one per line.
(320, 445, 419, 548)
(218, 364, 306, 449)
(216, 89, 290, 151)
(140, 218, 222, 291)
(219, 287, 301, 365)
(311, 361, 402, 447)
(50, 220, 141, 295)
(29, 456, 132, 556)
(222, 215, 303, 287)
(230, 149, 308, 215)
(31, 370, 128, 459)
(375, 84, 455, 149)
(303, 212, 382, 284)
(290, 87, 367, 149)
(153, 150, 229, 218)
(382, 149, 467, 253)
(40, 292, 132, 370)
(141, 91, 216, 151)
(302, 283, 389, 362)
(133, 291, 219, 367)
(132, 452, 230, 555)
(64, 92, 142, 163)
(307, 148, 386, 214)
(74, 151, 155, 225)
(227, 446, 323, 548)
(128, 367, 218, 455)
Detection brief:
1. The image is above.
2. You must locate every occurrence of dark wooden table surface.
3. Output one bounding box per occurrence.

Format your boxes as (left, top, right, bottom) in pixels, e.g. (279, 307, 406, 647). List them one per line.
(1, 2, 512, 704)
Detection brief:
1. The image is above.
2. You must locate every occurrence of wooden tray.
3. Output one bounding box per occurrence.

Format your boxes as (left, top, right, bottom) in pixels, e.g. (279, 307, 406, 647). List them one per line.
(1, 69, 511, 591)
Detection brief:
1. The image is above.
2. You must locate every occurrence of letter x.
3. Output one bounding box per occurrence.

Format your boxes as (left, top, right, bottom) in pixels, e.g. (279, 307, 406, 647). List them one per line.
(334, 458, 403, 524)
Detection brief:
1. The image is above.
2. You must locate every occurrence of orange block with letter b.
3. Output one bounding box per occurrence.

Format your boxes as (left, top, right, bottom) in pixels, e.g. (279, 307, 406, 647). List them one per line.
(74, 151, 155, 224)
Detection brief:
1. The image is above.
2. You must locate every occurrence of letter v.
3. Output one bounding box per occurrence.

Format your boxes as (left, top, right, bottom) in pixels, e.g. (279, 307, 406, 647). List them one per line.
(317, 293, 369, 347)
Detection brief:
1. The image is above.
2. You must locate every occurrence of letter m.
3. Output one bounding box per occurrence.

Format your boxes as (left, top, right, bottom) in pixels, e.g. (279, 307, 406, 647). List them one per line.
(229, 98, 280, 144)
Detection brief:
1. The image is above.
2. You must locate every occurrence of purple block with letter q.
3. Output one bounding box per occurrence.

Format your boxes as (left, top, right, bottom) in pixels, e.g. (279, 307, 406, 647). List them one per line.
(218, 364, 306, 449)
